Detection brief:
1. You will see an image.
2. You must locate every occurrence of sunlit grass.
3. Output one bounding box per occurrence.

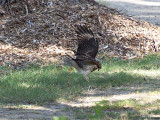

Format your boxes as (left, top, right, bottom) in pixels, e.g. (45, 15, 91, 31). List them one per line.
(0, 54, 160, 105)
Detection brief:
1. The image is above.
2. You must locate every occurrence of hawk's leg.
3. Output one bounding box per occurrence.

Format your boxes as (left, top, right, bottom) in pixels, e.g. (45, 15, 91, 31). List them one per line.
(83, 71, 91, 82)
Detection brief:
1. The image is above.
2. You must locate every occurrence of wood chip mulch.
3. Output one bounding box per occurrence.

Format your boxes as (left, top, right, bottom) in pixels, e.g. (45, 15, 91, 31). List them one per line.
(0, 0, 160, 69)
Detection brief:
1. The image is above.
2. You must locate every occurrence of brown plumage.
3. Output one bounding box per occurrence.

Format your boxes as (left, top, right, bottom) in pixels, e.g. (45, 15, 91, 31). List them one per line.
(62, 25, 101, 80)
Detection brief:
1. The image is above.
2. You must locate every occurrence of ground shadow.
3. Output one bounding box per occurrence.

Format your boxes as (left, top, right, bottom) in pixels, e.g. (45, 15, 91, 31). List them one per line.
(0, 100, 159, 119)
(0, 68, 160, 119)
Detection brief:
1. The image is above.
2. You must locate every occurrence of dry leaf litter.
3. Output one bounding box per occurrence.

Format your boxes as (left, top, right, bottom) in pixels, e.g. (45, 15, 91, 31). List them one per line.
(0, 0, 160, 69)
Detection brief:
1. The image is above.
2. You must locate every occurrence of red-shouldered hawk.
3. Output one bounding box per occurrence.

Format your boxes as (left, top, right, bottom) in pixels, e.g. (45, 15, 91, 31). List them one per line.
(62, 25, 101, 80)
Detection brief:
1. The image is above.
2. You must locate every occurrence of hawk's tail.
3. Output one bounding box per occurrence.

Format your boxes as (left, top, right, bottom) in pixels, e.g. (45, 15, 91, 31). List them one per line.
(75, 25, 94, 39)
(61, 54, 74, 66)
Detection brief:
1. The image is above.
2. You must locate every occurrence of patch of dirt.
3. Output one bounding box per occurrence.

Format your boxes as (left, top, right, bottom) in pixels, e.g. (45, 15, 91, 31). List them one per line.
(0, 103, 75, 119)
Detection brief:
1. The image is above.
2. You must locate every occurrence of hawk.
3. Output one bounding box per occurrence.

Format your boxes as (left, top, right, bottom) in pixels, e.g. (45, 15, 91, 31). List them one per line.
(62, 25, 101, 80)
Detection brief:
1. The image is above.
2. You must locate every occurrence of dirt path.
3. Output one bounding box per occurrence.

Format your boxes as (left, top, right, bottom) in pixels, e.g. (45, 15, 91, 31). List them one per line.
(96, 0, 160, 26)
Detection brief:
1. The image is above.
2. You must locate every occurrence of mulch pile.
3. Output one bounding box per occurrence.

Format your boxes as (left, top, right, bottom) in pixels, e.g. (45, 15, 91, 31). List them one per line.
(0, 0, 160, 69)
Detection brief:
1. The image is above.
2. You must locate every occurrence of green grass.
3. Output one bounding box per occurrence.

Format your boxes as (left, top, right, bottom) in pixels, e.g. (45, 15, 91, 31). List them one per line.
(149, 109, 160, 115)
(0, 54, 160, 105)
(53, 116, 67, 120)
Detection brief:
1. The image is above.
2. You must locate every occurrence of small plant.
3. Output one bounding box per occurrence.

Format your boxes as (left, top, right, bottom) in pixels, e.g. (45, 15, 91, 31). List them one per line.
(53, 116, 67, 120)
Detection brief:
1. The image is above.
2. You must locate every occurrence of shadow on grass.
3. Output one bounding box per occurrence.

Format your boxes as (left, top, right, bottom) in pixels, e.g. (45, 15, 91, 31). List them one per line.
(0, 70, 138, 103)
(84, 99, 160, 120)
(0, 54, 160, 104)
(0, 64, 159, 104)
(0, 54, 160, 119)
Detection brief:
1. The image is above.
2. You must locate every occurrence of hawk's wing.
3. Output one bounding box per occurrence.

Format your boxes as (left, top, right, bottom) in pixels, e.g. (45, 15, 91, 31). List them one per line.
(75, 25, 99, 59)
